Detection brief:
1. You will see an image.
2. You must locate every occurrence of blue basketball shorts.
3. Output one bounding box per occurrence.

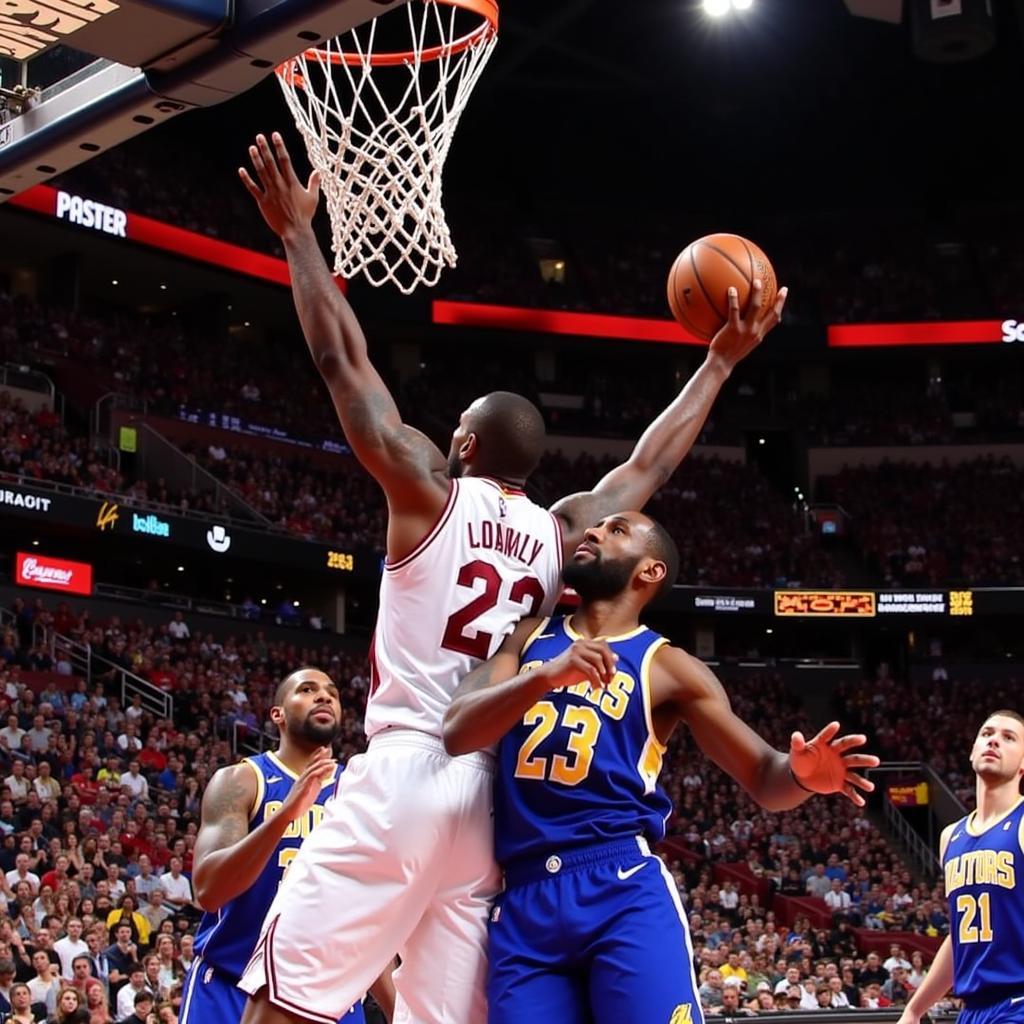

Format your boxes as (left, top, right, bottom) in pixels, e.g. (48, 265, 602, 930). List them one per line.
(487, 836, 702, 1024)
(959, 993, 1024, 1024)
(180, 958, 365, 1024)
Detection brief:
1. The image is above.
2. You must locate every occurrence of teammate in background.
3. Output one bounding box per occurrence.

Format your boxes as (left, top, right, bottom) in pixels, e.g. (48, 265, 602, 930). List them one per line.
(898, 710, 1024, 1024)
(237, 132, 787, 1024)
(185, 669, 394, 1024)
(443, 511, 878, 1024)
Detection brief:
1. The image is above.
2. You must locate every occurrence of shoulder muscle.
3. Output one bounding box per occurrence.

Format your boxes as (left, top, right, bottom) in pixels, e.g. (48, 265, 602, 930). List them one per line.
(200, 762, 259, 826)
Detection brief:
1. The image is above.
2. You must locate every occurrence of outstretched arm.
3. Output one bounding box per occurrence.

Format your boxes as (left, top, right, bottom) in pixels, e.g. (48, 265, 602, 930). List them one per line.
(443, 621, 618, 754)
(192, 749, 335, 912)
(551, 283, 787, 551)
(897, 823, 957, 1024)
(240, 133, 448, 558)
(653, 646, 878, 812)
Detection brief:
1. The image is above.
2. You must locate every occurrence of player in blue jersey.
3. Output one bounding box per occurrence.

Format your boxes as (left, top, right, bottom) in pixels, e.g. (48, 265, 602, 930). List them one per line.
(443, 510, 878, 1024)
(899, 709, 1024, 1024)
(185, 668, 394, 1024)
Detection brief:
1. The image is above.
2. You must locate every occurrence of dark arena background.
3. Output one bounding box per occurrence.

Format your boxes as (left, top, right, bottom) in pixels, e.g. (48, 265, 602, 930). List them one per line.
(1, 0, 1023, 1021)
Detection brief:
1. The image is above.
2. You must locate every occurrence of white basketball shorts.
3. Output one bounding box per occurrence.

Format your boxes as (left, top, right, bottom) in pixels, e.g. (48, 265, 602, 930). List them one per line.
(238, 729, 500, 1024)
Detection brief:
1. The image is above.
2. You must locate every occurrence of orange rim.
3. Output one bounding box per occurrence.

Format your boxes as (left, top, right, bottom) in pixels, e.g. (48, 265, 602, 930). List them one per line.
(277, 0, 498, 83)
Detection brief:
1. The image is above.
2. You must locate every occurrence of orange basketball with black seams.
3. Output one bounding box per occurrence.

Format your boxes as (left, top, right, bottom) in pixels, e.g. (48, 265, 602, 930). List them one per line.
(666, 233, 777, 342)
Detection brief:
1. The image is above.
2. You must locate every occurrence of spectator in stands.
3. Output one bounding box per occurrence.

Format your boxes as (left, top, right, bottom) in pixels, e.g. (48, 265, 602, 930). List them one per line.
(906, 950, 928, 991)
(861, 981, 891, 1009)
(82, 929, 108, 990)
(7, 855, 39, 896)
(827, 975, 850, 1008)
(5, 762, 30, 805)
(105, 898, 148, 950)
(824, 878, 852, 914)
(28, 948, 61, 1015)
(103, 922, 138, 991)
(780, 985, 802, 1012)
(166, 615, 189, 642)
(805, 863, 831, 898)
(882, 964, 911, 1006)
(118, 985, 153, 1024)
(155, 860, 191, 916)
(712, 979, 754, 1017)
(7, 981, 38, 1024)
(774, 966, 802, 997)
(857, 952, 888, 988)
(118, 764, 148, 806)
(67, 956, 102, 1003)
(699, 969, 724, 1010)
(52, 920, 87, 980)
(114, 964, 149, 1020)
(883, 943, 911, 973)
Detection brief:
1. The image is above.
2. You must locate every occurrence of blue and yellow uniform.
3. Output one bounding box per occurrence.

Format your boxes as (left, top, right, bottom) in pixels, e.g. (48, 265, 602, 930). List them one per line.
(181, 751, 365, 1024)
(943, 797, 1024, 1024)
(489, 615, 700, 1024)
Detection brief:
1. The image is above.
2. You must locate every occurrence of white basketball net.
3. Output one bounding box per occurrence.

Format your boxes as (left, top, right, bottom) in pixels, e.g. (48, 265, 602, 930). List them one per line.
(277, 1, 498, 294)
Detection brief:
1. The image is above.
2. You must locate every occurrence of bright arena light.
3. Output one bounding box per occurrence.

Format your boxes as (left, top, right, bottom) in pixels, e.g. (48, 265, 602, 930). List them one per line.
(703, 0, 754, 14)
(703, 0, 731, 16)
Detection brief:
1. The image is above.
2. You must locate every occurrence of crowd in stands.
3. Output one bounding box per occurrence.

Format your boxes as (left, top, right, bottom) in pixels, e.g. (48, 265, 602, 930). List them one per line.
(836, 664, 1018, 811)
(0, 592, 961, 1020)
(656, 671, 952, 1015)
(816, 457, 1024, 586)
(1, 392, 120, 497)
(0, 594, 370, 1022)
(53, 136, 1024, 326)
(2, 359, 840, 587)
(536, 453, 844, 590)
(6, 281, 1024, 590)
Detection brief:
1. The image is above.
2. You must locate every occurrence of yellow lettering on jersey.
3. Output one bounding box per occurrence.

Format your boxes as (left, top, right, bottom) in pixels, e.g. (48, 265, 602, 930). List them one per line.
(261, 801, 326, 840)
(599, 672, 635, 721)
(670, 1004, 693, 1024)
(547, 671, 635, 720)
(997, 850, 1015, 887)
(946, 850, 1016, 895)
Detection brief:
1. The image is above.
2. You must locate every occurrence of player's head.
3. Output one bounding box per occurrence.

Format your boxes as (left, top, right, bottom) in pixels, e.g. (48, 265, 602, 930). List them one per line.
(447, 392, 545, 484)
(970, 709, 1024, 787)
(562, 511, 679, 608)
(270, 669, 342, 747)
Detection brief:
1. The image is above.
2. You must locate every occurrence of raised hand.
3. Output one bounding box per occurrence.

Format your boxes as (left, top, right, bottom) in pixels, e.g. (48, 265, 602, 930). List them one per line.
(279, 747, 337, 823)
(239, 132, 321, 239)
(540, 639, 618, 692)
(789, 721, 879, 806)
(708, 280, 789, 371)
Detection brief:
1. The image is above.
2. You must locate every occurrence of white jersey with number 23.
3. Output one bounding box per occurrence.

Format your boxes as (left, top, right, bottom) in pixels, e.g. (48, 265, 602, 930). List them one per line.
(366, 475, 564, 739)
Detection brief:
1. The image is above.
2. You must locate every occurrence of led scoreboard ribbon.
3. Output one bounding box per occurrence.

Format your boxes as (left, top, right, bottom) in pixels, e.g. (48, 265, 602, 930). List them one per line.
(774, 591, 877, 617)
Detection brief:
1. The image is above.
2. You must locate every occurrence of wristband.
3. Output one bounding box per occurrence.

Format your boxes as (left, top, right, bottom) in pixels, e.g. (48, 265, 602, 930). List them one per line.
(789, 766, 815, 794)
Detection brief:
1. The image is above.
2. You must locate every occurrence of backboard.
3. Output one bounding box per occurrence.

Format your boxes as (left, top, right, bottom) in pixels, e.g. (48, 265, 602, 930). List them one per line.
(0, 0, 410, 198)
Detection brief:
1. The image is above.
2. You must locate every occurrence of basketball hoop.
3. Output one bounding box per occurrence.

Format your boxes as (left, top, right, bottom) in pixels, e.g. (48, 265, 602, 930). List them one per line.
(276, 0, 499, 294)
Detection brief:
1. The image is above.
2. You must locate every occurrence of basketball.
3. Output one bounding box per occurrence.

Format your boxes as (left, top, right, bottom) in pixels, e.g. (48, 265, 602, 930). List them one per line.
(666, 233, 778, 342)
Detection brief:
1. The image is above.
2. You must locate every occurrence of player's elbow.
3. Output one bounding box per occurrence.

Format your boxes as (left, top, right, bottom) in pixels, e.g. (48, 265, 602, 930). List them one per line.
(441, 705, 473, 756)
(190, 870, 220, 912)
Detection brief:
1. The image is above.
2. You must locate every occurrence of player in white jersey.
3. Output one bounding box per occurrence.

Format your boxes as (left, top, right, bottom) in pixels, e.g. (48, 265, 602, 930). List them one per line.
(237, 132, 788, 1024)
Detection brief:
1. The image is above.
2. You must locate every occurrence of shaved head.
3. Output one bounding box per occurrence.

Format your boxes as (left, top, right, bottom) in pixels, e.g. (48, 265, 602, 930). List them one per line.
(451, 391, 545, 483)
(643, 517, 680, 603)
(274, 668, 328, 706)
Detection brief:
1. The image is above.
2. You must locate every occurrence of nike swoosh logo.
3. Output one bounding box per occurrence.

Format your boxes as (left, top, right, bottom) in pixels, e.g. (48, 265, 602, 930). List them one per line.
(951, 832, 962, 841)
(538, 634, 556, 639)
(266, 776, 283, 783)
(617, 862, 649, 881)
(1010, 997, 1024, 1006)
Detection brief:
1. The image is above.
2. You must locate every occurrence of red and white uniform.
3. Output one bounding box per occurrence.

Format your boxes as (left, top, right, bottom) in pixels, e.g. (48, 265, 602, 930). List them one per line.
(240, 477, 563, 1024)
